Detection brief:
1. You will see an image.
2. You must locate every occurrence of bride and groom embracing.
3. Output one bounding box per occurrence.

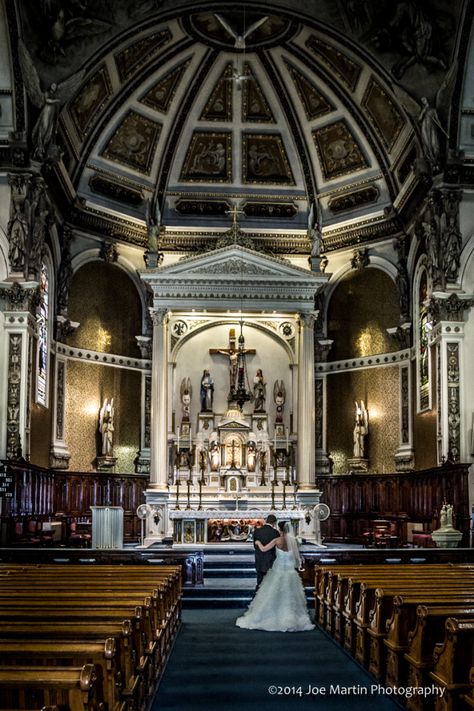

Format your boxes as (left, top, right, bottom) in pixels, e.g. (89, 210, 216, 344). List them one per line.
(236, 514, 315, 632)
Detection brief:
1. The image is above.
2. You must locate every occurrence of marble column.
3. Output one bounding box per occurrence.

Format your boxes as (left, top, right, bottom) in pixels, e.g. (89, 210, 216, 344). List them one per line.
(149, 308, 169, 489)
(297, 313, 315, 489)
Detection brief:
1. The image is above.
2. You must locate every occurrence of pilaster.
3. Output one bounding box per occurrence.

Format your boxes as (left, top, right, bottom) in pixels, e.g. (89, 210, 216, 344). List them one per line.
(149, 308, 169, 488)
(0, 281, 39, 460)
(297, 313, 316, 488)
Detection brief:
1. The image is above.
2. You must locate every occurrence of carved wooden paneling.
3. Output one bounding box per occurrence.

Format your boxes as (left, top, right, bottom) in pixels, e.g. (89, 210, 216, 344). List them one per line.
(317, 464, 470, 545)
(1, 463, 148, 543)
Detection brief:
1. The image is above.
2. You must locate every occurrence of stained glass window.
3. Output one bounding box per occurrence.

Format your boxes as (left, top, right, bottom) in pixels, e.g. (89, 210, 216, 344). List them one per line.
(37, 263, 49, 406)
(418, 269, 430, 412)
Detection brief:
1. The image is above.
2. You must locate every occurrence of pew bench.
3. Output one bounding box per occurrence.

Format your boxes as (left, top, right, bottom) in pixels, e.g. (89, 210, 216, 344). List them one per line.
(0, 664, 101, 711)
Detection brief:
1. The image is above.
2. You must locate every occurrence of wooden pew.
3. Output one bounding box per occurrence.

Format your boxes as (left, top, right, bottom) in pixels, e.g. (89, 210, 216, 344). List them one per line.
(0, 663, 101, 711)
(430, 617, 474, 710)
(0, 563, 182, 711)
(405, 605, 474, 711)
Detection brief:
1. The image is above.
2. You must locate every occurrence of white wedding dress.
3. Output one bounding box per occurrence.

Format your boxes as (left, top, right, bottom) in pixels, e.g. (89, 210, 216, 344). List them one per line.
(236, 547, 315, 632)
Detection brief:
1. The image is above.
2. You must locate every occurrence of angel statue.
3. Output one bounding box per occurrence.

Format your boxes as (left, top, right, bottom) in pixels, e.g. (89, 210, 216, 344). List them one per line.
(180, 377, 192, 422)
(273, 380, 286, 424)
(353, 401, 368, 459)
(145, 198, 161, 253)
(214, 13, 269, 49)
(418, 97, 448, 173)
(99, 398, 114, 457)
(18, 40, 85, 163)
(308, 199, 322, 258)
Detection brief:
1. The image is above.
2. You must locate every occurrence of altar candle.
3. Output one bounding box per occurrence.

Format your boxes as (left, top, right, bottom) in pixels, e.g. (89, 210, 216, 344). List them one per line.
(286, 428, 289, 452)
(274, 431, 277, 454)
(177, 426, 180, 451)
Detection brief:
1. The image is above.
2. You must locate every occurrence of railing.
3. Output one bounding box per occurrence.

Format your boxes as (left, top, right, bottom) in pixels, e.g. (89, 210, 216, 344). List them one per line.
(0, 461, 149, 544)
(316, 463, 471, 545)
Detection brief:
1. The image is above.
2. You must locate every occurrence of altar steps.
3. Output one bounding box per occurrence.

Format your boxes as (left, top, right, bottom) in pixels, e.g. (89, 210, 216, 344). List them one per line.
(182, 548, 313, 609)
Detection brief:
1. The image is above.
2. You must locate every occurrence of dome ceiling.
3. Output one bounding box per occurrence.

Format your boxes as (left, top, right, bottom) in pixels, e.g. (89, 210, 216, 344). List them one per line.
(13, 1, 464, 253)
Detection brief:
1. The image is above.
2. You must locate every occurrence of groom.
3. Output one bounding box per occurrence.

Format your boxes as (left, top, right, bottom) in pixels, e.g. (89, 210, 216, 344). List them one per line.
(253, 514, 280, 589)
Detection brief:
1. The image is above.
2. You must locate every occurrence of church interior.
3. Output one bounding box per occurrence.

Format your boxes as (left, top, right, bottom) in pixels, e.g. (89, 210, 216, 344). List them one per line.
(1, 0, 474, 708)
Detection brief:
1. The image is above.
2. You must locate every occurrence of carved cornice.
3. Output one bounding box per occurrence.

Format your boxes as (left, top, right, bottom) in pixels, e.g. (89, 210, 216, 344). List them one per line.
(55, 343, 151, 371)
(316, 349, 411, 374)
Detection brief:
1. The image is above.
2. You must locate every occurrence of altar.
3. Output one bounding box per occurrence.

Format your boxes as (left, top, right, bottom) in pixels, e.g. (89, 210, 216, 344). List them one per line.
(139, 236, 329, 546)
(170, 509, 306, 544)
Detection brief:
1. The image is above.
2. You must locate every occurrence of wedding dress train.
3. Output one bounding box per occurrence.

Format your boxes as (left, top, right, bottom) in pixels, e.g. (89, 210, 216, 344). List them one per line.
(236, 547, 314, 632)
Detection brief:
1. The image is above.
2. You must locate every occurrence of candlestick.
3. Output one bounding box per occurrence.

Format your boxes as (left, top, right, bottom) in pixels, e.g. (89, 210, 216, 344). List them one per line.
(175, 478, 180, 510)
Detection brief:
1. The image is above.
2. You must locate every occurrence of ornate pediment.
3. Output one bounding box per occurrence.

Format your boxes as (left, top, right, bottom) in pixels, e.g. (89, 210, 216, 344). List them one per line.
(140, 244, 329, 311)
(192, 258, 276, 276)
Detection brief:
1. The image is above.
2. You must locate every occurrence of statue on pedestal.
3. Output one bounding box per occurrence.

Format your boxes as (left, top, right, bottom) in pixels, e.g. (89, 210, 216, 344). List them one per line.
(253, 369, 266, 411)
(99, 398, 114, 457)
(200, 370, 214, 411)
(353, 401, 368, 459)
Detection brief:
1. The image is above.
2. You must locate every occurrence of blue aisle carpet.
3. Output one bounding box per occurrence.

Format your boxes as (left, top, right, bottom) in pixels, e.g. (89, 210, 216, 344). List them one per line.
(152, 609, 401, 711)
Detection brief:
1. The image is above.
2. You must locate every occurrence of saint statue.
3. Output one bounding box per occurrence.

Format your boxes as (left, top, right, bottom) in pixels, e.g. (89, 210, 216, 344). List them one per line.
(200, 370, 214, 411)
(253, 369, 266, 411)
(353, 401, 368, 459)
(99, 398, 114, 457)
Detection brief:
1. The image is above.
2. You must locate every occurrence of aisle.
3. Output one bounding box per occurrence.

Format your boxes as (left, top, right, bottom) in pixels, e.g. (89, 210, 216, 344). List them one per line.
(152, 610, 400, 711)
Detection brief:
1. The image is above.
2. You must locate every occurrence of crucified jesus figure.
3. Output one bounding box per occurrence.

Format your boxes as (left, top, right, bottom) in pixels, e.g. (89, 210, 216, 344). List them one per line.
(210, 328, 255, 395)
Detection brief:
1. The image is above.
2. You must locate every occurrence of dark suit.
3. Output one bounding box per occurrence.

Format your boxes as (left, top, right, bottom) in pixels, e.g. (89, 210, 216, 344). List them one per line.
(253, 523, 280, 588)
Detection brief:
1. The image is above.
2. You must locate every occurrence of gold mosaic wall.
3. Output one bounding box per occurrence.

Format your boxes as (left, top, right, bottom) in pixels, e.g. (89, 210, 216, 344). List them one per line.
(65, 361, 141, 473)
(326, 366, 400, 474)
(68, 262, 142, 357)
(327, 268, 400, 361)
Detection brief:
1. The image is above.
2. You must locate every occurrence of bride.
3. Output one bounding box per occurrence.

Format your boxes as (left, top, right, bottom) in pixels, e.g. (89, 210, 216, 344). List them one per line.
(236, 521, 314, 632)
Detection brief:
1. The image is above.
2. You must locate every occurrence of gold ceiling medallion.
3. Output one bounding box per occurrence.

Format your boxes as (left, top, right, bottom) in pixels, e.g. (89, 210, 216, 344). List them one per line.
(70, 65, 112, 139)
(241, 64, 274, 123)
(312, 121, 368, 180)
(140, 60, 190, 115)
(101, 111, 161, 174)
(361, 77, 405, 151)
(283, 60, 334, 121)
(199, 64, 234, 122)
(305, 36, 361, 92)
(242, 133, 295, 185)
(115, 29, 172, 82)
(180, 131, 232, 182)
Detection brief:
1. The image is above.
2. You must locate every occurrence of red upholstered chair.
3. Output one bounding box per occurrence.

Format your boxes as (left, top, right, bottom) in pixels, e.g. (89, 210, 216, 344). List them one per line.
(68, 520, 92, 548)
(26, 519, 42, 545)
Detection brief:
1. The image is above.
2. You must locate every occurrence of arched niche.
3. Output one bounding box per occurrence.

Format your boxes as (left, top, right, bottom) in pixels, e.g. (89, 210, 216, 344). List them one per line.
(67, 261, 142, 358)
(172, 321, 292, 428)
(327, 267, 400, 361)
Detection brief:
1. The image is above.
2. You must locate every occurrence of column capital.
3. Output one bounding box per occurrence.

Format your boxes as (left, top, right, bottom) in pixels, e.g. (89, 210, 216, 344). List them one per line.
(0, 280, 40, 314)
(150, 307, 169, 326)
(299, 312, 316, 329)
(429, 293, 474, 324)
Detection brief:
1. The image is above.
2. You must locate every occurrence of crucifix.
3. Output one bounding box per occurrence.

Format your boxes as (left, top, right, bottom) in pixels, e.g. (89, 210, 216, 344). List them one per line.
(210, 328, 255, 397)
(225, 205, 245, 243)
(225, 204, 245, 225)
